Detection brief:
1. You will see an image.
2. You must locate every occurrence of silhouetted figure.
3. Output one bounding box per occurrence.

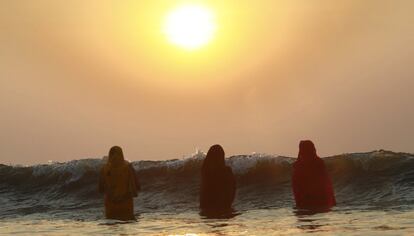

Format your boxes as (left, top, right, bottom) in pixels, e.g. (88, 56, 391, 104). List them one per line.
(200, 145, 236, 212)
(292, 140, 336, 209)
(99, 146, 141, 220)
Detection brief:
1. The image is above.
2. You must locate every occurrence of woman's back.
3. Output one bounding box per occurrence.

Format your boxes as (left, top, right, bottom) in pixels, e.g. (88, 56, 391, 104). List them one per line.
(99, 146, 139, 220)
(101, 160, 133, 202)
(200, 166, 235, 209)
(200, 145, 236, 211)
(292, 141, 336, 209)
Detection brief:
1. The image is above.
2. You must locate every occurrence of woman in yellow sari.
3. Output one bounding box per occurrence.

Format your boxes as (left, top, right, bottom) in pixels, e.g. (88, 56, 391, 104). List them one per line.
(99, 146, 140, 220)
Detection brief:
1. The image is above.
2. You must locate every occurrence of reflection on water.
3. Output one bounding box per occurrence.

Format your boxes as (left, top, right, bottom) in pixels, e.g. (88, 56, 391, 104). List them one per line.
(199, 209, 241, 235)
(295, 216, 325, 232)
(294, 207, 332, 216)
(199, 208, 240, 220)
(97, 213, 141, 226)
(98, 219, 137, 226)
(1, 207, 414, 235)
(293, 207, 332, 232)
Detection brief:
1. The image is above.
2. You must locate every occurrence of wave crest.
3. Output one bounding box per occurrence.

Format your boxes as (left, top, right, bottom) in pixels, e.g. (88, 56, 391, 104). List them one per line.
(1, 150, 413, 216)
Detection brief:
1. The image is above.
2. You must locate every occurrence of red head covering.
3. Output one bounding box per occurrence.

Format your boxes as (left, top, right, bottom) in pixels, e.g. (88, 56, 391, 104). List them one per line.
(298, 140, 318, 162)
(292, 140, 336, 208)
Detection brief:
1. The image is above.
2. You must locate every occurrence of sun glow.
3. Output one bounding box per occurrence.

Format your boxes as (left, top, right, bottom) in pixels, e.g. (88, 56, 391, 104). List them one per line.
(164, 5, 216, 50)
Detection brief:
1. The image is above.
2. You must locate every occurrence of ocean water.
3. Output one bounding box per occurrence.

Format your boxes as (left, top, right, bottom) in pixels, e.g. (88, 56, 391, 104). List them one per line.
(1, 150, 414, 235)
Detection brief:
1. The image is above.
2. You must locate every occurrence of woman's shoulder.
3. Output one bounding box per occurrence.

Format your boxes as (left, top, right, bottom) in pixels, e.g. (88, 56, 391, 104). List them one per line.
(100, 163, 109, 172)
(224, 166, 234, 176)
(293, 157, 324, 169)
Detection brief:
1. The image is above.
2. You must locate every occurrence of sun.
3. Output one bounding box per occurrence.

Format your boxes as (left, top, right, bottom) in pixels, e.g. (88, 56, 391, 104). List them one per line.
(164, 5, 216, 50)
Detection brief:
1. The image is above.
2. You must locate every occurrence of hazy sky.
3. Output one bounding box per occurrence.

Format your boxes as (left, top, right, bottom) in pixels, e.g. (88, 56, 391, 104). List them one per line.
(1, 0, 413, 164)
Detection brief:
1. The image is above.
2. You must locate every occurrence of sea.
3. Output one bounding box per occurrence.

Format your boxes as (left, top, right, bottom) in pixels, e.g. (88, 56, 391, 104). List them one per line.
(1, 150, 413, 235)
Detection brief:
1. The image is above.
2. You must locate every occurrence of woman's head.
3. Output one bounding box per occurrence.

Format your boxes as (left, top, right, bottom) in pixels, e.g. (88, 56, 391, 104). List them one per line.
(108, 146, 124, 166)
(298, 140, 317, 160)
(202, 144, 225, 173)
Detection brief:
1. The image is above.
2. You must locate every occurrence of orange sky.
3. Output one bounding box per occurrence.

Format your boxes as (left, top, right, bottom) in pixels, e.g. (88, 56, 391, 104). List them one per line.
(1, 1, 413, 164)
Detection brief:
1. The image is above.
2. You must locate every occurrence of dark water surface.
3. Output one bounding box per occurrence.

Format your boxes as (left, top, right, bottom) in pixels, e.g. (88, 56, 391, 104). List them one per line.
(1, 150, 414, 235)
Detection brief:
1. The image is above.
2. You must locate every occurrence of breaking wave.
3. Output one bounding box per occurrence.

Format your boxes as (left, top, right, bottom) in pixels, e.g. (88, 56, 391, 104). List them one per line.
(1, 150, 413, 218)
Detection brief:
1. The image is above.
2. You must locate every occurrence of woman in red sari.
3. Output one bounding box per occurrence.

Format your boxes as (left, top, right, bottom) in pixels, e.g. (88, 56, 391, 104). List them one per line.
(292, 140, 336, 209)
